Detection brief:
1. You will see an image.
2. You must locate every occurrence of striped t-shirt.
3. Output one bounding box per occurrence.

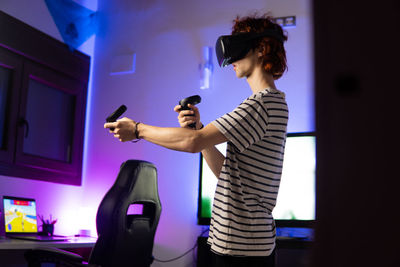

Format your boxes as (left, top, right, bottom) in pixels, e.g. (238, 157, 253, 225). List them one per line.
(208, 88, 288, 257)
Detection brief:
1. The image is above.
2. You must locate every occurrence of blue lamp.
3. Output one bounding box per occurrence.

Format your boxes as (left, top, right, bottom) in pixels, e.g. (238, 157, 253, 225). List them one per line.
(199, 46, 214, 90)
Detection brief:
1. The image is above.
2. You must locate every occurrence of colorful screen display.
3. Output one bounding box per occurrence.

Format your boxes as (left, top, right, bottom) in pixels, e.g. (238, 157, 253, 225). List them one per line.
(3, 197, 38, 233)
(198, 132, 316, 225)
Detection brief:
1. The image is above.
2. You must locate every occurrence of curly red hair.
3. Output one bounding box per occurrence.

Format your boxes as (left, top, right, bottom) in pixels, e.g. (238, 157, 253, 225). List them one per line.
(232, 14, 288, 79)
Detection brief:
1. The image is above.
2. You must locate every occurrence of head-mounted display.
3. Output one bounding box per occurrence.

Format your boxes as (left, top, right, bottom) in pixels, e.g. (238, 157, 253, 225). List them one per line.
(215, 30, 284, 67)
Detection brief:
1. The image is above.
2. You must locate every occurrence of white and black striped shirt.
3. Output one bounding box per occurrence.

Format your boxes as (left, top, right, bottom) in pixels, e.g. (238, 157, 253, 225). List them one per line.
(208, 88, 288, 257)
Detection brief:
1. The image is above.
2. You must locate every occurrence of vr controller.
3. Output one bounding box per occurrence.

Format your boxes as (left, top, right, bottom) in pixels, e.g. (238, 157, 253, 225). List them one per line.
(179, 95, 201, 128)
(106, 105, 127, 131)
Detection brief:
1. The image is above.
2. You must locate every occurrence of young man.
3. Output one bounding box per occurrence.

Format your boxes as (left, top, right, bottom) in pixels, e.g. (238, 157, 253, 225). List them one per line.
(104, 14, 288, 267)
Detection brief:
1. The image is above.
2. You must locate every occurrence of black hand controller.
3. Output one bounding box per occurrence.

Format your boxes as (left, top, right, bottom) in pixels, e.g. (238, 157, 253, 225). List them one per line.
(106, 105, 127, 131)
(179, 95, 201, 128)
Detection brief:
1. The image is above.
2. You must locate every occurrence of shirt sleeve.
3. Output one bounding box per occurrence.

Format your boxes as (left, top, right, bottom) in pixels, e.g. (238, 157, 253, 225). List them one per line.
(212, 96, 268, 153)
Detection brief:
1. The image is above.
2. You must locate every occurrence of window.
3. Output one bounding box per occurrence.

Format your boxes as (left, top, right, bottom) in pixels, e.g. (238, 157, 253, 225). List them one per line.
(0, 11, 89, 185)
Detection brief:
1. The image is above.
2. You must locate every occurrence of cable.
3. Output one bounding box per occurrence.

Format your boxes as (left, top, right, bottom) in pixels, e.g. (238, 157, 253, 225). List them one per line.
(153, 228, 209, 263)
(153, 243, 197, 263)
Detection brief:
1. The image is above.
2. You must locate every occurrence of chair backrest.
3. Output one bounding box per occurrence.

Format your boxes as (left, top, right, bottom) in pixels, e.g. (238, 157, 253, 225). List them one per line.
(89, 160, 161, 267)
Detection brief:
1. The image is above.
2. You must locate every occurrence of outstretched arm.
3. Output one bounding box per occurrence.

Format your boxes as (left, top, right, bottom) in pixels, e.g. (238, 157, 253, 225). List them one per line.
(104, 117, 227, 154)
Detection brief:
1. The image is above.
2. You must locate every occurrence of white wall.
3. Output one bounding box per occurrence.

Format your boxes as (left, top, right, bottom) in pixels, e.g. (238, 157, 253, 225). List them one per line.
(0, 0, 313, 266)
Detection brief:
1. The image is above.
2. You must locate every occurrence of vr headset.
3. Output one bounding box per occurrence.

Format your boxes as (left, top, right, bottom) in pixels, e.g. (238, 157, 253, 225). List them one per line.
(215, 30, 285, 67)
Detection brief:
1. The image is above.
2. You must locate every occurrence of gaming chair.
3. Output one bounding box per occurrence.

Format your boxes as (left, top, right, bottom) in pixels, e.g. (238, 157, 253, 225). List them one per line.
(24, 160, 162, 267)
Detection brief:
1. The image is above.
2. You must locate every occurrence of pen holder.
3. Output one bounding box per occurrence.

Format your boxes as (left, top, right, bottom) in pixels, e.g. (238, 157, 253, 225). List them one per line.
(38, 214, 57, 236)
(40, 223, 54, 236)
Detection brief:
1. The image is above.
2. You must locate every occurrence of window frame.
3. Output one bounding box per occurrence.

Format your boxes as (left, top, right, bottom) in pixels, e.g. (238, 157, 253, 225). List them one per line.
(0, 48, 22, 164)
(0, 11, 89, 185)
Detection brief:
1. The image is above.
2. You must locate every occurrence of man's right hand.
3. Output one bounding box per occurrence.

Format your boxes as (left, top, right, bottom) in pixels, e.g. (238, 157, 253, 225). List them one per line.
(174, 104, 202, 130)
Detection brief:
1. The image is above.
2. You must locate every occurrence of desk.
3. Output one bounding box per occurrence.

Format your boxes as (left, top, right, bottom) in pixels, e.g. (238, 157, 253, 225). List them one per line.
(197, 236, 313, 267)
(0, 236, 97, 266)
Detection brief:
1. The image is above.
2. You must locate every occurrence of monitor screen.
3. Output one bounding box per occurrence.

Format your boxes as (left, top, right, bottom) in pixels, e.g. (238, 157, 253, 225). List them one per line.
(198, 132, 316, 227)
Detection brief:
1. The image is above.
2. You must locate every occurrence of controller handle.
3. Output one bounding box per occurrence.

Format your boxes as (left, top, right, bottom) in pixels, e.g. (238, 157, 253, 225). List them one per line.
(106, 105, 127, 131)
(179, 95, 201, 128)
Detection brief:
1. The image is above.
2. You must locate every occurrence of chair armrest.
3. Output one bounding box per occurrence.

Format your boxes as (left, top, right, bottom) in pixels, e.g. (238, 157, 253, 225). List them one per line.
(25, 246, 86, 266)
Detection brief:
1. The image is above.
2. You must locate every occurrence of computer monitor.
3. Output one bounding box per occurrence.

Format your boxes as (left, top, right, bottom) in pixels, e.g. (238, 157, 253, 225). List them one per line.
(197, 132, 316, 228)
(2, 196, 38, 233)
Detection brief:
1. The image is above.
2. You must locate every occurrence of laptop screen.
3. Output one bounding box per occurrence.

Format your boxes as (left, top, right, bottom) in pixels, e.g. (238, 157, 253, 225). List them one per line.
(2, 196, 38, 233)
